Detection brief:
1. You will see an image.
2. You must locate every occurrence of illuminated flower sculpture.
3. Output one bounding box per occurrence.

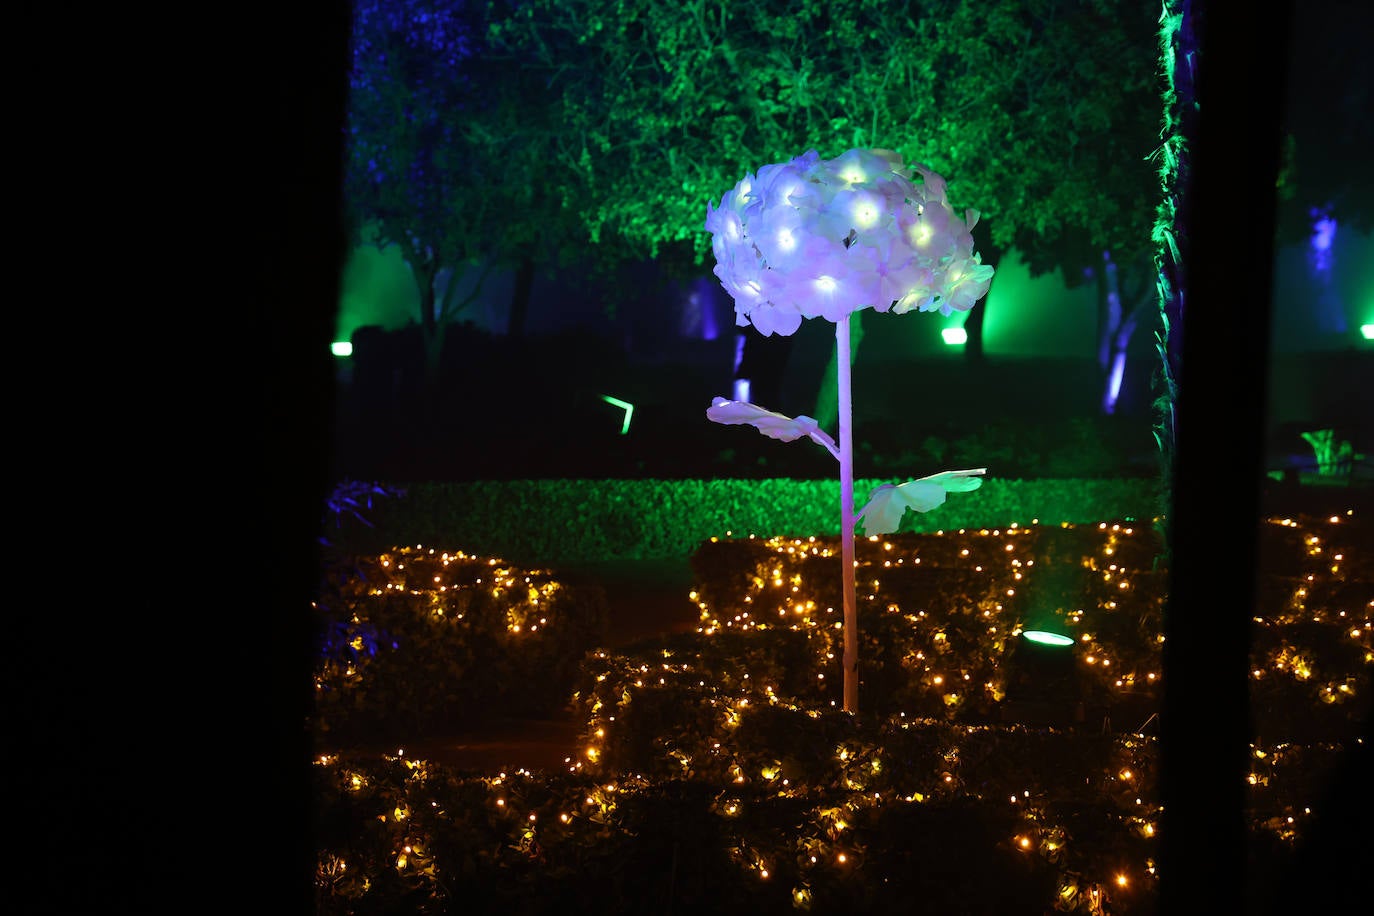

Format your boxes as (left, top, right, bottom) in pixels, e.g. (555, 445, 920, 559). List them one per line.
(705, 148, 994, 713)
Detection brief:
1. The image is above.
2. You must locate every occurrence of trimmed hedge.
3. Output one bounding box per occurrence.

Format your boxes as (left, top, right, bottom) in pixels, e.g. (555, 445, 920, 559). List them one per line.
(313, 547, 609, 745)
(579, 516, 1371, 780)
(312, 512, 1370, 916)
(346, 477, 1163, 566)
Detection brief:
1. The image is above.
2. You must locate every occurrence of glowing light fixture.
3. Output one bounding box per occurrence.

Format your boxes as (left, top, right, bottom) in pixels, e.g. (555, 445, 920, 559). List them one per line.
(1361, 323, 1373, 340)
(600, 395, 635, 435)
(941, 327, 968, 345)
(1022, 630, 1075, 648)
(332, 341, 353, 357)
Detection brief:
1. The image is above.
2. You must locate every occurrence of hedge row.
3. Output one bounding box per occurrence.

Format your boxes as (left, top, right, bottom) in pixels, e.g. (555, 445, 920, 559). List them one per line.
(312, 512, 1371, 916)
(580, 518, 1371, 780)
(341, 477, 1164, 566)
(312, 547, 610, 745)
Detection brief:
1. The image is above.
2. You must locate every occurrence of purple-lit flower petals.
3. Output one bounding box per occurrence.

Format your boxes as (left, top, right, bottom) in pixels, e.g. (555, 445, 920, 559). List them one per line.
(935, 258, 997, 315)
(705, 149, 993, 335)
(748, 306, 804, 337)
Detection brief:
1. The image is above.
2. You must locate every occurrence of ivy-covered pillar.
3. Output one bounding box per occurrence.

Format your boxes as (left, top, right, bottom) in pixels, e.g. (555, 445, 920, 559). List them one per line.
(1155, 1, 1293, 911)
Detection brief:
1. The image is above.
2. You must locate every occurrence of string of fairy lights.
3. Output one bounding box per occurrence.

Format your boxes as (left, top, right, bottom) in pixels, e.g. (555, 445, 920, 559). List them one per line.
(368, 548, 563, 634)
(313, 511, 1369, 914)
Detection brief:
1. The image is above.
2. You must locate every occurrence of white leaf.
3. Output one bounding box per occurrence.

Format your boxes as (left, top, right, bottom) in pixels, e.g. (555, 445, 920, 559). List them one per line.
(707, 398, 838, 458)
(856, 468, 987, 535)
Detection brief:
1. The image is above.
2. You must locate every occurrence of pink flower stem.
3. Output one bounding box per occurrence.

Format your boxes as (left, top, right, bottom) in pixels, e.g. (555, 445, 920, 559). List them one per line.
(836, 315, 858, 714)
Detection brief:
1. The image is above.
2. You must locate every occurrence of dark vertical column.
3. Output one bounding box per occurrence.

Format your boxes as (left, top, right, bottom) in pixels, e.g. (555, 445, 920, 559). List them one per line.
(1159, 1, 1292, 913)
(259, 2, 352, 912)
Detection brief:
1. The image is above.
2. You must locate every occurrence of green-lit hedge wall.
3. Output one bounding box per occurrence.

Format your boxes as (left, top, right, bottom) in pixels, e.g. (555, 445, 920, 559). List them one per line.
(342, 478, 1162, 566)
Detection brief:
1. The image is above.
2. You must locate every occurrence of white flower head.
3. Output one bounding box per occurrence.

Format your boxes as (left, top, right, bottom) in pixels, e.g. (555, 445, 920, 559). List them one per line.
(705, 149, 993, 335)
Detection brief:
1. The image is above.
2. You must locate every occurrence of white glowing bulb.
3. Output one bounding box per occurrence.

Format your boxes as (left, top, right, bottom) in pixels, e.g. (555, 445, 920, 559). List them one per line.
(852, 199, 880, 228)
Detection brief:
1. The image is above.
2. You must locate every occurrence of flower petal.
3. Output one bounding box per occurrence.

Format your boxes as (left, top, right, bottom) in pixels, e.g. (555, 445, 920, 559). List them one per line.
(704, 149, 994, 331)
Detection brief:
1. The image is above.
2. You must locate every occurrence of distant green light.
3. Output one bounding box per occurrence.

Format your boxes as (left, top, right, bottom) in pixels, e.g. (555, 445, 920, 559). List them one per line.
(1361, 323, 1373, 340)
(941, 327, 967, 345)
(331, 341, 353, 357)
(601, 395, 634, 435)
(1022, 630, 1075, 647)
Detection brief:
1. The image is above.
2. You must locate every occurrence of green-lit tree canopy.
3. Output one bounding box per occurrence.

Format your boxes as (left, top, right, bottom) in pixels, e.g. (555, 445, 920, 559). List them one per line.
(488, 0, 1161, 274)
(346, 0, 589, 376)
(347, 0, 1166, 412)
(488, 0, 1164, 419)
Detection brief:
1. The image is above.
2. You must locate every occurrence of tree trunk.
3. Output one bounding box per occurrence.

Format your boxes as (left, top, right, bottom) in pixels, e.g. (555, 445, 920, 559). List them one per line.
(962, 299, 986, 364)
(1096, 250, 1117, 373)
(507, 256, 536, 340)
(963, 218, 999, 365)
(410, 256, 445, 399)
(1093, 252, 1157, 416)
(1097, 250, 1127, 414)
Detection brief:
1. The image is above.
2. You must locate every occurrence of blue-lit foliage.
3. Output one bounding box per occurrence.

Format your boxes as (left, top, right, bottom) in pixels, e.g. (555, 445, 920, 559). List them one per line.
(347, 0, 475, 242)
(345, 1, 585, 373)
(320, 479, 407, 548)
(346, 0, 486, 370)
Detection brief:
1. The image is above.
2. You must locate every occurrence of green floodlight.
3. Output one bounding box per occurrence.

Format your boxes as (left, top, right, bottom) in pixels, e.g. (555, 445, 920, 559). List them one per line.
(941, 326, 968, 345)
(601, 395, 635, 435)
(1361, 323, 1373, 340)
(331, 341, 353, 357)
(1022, 630, 1075, 648)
